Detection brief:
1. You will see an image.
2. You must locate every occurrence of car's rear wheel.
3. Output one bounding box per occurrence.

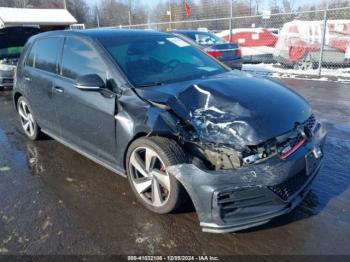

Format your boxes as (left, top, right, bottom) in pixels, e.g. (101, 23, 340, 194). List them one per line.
(17, 97, 42, 140)
(126, 136, 188, 214)
(293, 52, 318, 70)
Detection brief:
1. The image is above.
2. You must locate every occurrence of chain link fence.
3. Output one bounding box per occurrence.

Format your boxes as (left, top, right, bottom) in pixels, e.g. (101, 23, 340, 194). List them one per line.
(115, 6, 350, 78)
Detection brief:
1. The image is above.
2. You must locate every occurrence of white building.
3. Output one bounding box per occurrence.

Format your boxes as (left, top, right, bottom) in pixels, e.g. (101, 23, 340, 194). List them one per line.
(0, 7, 77, 30)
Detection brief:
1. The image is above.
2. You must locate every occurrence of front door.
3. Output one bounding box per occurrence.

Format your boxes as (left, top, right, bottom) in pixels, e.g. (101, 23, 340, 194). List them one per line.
(52, 37, 117, 164)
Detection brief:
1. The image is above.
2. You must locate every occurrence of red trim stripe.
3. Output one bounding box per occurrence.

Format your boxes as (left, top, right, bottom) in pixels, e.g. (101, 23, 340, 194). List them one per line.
(281, 137, 306, 159)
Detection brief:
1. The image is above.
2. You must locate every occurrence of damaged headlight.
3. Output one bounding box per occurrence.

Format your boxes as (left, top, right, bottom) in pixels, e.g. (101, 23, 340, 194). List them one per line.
(200, 142, 277, 170)
(188, 141, 277, 171)
(242, 141, 278, 165)
(187, 115, 318, 170)
(203, 146, 242, 170)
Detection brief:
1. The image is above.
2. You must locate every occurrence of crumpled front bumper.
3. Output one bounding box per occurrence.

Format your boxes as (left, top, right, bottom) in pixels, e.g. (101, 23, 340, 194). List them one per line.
(167, 124, 327, 233)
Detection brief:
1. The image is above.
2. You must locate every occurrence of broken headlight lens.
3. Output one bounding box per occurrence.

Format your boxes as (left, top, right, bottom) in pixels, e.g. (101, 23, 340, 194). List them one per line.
(203, 146, 242, 170)
(242, 140, 278, 165)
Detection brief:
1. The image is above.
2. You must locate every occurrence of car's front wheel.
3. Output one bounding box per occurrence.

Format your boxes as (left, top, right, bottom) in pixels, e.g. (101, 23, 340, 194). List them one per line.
(17, 96, 42, 141)
(126, 136, 188, 214)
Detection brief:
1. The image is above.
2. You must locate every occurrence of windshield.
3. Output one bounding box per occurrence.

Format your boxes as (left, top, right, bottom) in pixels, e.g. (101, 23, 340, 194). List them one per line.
(185, 32, 227, 45)
(0, 46, 23, 59)
(99, 35, 226, 87)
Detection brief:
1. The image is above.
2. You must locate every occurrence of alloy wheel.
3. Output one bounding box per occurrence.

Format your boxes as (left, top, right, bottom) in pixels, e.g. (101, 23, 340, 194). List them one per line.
(294, 53, 314, 71)
(18, 100, 35, 137)
(129, 147, 171, 207)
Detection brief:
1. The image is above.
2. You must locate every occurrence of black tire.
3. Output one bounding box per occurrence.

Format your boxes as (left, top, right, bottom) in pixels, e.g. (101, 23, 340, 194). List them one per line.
(280, 62, 293, 69)
(126, 136, 189, 214)
(17, 96, 43, 141)
(0, 86, 4, 91)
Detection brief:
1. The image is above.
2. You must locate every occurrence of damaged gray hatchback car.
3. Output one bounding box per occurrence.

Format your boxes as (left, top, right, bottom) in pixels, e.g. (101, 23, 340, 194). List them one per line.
(13, 29, 327, 233)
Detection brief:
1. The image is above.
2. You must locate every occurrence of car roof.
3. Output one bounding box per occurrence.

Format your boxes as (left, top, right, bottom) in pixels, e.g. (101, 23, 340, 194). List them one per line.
(30, 28, 170, 41)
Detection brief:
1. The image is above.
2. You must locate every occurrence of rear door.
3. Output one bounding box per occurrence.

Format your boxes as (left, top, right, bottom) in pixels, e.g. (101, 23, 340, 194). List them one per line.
(23, 37, 64, 135)
(53, 36, 117, 164)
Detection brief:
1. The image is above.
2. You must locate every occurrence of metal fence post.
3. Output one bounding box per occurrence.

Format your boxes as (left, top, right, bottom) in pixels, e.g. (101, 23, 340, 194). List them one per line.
(318, 7, 328, 77)
(168, 0, 172, 31)
(229, 0, 233, 42)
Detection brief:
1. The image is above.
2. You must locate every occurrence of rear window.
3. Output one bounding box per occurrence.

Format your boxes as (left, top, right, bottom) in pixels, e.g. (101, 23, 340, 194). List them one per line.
(26, 37, 63, 74)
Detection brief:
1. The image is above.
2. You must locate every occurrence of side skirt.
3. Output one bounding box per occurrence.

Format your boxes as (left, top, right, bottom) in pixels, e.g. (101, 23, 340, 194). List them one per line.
(41, 129, 127, 178)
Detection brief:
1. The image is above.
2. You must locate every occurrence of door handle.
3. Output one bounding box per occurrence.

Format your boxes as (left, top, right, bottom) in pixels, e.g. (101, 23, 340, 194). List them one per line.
(24, 76, 31, 81)
(54, 86, 64, 94)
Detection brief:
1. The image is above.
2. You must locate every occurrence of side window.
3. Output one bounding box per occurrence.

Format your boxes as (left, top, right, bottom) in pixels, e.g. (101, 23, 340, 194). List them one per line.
(61, 38, 107, 81)
(34, 38, 63, 73)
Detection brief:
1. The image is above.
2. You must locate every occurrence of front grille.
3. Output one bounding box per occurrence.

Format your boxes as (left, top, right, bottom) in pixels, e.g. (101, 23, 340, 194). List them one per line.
(3, 79, 13, 84)
(305, 114, 316, 130)
(268, 169, 309, 201)
(289, 133, 304, 148)
(279, 114, 316, 159)
(280, 133, 305, 159)
(214, 188, 274, 221)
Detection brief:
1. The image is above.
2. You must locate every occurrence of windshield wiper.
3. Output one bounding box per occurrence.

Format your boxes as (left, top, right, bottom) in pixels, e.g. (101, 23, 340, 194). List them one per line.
(135, 82, 164, 88)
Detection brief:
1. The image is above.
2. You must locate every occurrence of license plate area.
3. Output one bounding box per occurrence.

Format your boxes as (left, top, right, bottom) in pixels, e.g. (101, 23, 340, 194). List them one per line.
(221, 51, 234, 59)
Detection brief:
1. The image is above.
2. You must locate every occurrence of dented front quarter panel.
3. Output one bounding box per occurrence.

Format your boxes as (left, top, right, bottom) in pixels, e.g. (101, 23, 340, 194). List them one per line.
(114, 88, 182, 168)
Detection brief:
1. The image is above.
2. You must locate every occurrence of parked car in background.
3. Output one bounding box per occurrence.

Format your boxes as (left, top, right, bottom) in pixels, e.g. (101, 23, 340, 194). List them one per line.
(172, 30, 242, 70)
(217, 28, 278, 63)
(0, 27, 42, 90)
(274, 20, 350, 69)
(14, 29, 326, 233)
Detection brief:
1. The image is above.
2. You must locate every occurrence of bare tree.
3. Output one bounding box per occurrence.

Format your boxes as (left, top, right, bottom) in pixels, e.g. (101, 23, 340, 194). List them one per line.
(66, 0, 91, 24)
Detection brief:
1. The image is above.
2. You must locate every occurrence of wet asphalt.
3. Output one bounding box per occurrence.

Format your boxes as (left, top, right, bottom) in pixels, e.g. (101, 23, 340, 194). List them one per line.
(0, 78, 349, 255)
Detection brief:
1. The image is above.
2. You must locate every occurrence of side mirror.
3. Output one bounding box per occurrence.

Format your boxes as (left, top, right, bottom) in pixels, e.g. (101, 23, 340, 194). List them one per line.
(74, 74, 105, 91)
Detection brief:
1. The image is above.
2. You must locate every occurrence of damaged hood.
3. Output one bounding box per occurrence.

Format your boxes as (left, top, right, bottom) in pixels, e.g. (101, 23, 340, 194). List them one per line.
(136, 71, 311, 148)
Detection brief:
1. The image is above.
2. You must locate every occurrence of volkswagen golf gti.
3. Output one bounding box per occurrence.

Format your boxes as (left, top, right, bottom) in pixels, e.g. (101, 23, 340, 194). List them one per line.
(13, 29, 326, 233)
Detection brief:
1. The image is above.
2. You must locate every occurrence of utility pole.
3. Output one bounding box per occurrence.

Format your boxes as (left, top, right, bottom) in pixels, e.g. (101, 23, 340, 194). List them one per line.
(63, 0, 67, 9)
(229, 0, 233, 42)
(128, 0, 132, 28)
(168, 0, 172, 31)
(318, 1, 329, 77)
(250, 0, 252, 16)
(96, 8, 100, 28)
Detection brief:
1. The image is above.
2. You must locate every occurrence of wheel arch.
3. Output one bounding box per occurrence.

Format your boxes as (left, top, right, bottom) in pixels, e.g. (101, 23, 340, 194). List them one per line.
(13, 92, 23, 111)
(123, 132, 148, 171)
(122, 132, 180, 171)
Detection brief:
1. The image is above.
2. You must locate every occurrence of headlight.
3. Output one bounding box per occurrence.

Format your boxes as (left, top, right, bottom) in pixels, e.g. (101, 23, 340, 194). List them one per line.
(203, 146, 242, 170)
